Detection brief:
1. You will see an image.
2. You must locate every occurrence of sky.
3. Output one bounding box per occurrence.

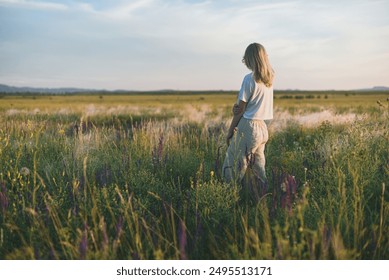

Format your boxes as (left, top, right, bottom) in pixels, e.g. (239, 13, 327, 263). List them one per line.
(0, 0, 388, 91)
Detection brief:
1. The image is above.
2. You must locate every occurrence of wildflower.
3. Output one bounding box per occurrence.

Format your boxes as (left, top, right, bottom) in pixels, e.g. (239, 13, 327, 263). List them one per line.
(322, 224, 332, 252)
(178, 220, 187, 260)
(27, 120, 33, 129)
(153, 135, 164, 164)
(79, 224, 88, 259)
(20, 167, 30, 176)
(0, 182, 8, 214)
(154, 249, 164, 260)
(210, 170, 214, 177)
(58, 129, 65, 135)
(115, 216, 123, 240)
(280, 174, 298, 213)
(281, 182, 287, 192)
(34, 245, 40, 260)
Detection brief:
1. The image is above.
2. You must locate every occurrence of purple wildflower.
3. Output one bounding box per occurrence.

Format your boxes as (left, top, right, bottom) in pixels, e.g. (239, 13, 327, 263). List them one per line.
(115, 216, 123, 240)
(214, 146, 222, 178)
(131, 252, 140, 260)
(49, 248, 57, 260)
(271, 169, 278, 213)
(280, 174, 298, 213)
(178, 220, 187, 260)
(44, 202, 50, 226)
(34, 245, 40, 260)
(79, 224, 88, 259)
(0, 181, 8, 214)
(152, 134, 164, 166)
(322, 224, 332, 253)
(194, 212, 203, 244)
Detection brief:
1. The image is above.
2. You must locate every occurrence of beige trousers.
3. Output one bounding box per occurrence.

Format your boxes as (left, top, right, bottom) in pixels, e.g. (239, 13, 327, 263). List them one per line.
(222, 118, 269, 184)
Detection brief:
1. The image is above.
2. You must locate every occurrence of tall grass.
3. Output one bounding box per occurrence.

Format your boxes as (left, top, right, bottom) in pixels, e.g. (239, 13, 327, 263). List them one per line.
(0, 95, 388, 259)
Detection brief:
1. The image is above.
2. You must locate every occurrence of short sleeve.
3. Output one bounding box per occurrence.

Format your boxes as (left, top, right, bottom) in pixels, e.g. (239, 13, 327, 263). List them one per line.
(238, 74, 253, 102)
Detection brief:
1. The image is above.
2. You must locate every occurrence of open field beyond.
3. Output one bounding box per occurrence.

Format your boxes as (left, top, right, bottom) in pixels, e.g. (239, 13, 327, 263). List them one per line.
(0, 91, 388, 259)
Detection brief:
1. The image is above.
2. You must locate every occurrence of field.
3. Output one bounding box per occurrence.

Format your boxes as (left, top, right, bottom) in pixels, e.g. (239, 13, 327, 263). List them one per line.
(0, 91, 388, 259)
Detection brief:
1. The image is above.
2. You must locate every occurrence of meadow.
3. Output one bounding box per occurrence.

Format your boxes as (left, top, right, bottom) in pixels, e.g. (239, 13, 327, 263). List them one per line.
(0, 91, 388, 259)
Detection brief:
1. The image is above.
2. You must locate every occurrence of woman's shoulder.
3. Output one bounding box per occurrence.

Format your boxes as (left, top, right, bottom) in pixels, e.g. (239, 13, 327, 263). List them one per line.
(239, 73, 256, 95)
(243, 72, 254, 80)
(242, 73, 255, 86)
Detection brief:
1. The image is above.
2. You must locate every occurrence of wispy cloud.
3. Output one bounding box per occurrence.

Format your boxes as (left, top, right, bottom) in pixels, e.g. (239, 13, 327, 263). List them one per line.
(74, 0, 155, 20)
(0, 0, 68, 10)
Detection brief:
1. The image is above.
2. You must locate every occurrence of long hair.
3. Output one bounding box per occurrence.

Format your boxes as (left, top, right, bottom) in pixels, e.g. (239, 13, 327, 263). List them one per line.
(243, 43, 274, 87)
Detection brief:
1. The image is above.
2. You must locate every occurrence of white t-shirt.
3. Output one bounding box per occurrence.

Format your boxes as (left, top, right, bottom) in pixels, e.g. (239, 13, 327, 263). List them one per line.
(237, 73, 273, 120)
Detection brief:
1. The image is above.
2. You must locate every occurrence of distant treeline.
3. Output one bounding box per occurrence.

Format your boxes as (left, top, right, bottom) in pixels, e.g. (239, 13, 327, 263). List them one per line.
(0, 90, 237, 97)
(0, 89, 387, 97)
(274, 90, 389, 96)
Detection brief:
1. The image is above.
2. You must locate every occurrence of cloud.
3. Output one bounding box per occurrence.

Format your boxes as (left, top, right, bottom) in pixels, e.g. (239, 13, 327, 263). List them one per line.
(74, 0, 155, 20)
(0, 0, 68, 10)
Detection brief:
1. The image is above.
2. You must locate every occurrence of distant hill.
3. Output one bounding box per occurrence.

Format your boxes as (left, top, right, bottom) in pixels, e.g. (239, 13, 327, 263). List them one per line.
(0, 84, 231, 95)
(355, 86, 389, 92)
(0, 84, 96, 94)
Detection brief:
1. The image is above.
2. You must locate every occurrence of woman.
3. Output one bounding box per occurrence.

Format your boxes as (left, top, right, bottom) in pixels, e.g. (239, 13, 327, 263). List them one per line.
(222, 43, 274, 186)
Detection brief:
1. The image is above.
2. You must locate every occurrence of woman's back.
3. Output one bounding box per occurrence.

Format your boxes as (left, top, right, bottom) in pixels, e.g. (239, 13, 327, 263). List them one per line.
(237, 73, 273, 120)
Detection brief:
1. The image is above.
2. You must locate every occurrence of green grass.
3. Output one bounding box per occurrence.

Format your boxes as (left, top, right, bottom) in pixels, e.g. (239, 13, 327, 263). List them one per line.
(0, 92, 388, 259)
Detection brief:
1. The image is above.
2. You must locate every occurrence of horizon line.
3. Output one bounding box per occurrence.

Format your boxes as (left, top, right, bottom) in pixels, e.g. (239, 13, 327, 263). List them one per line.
(1, 83, 388, 93)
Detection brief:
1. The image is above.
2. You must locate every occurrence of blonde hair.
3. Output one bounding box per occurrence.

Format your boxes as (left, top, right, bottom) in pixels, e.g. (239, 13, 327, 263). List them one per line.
(243, 43, 274, 87)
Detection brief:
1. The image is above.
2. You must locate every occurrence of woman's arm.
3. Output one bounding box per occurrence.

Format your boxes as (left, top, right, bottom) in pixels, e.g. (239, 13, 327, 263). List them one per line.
(226, 100, 246, 146)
